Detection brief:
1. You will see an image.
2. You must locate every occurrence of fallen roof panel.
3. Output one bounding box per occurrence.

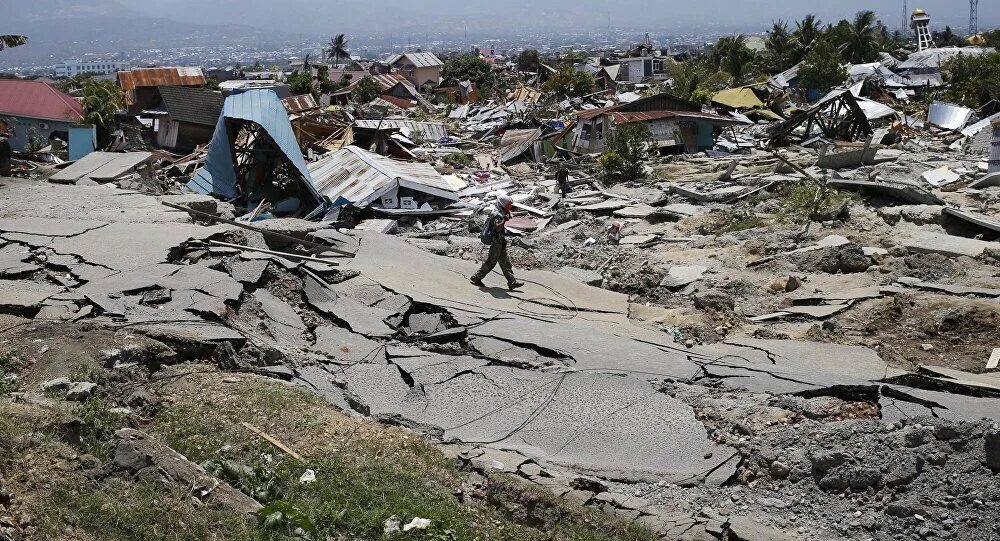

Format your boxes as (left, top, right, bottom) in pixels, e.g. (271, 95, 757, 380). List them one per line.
(927, 101, 974, 131)
(309, 145, 459, 208)
(499, 128, 542, 164)
(354, 119, 448, 140)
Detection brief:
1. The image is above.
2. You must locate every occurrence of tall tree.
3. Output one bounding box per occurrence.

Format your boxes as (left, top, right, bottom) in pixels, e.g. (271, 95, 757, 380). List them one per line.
(543, 64, 594, 99)
(352, 76, 380, 104)
(327, 34, 349, 67)
(841, 10, 879, 64)
(516, 49, 542, 73)
(798, 38, 848, 93)
(760, 21, 795, 74)
(666, 57, 732, 103)
(793, 15, 823, 56)
(712, 35, 758, 84)
(0, 35, 27, 51)
(82, 79, 124, 147)
(442, 55, 497, 94)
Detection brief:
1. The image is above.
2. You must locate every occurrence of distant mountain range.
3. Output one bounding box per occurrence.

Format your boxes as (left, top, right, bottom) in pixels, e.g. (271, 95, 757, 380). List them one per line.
(0, 0, 282, 67)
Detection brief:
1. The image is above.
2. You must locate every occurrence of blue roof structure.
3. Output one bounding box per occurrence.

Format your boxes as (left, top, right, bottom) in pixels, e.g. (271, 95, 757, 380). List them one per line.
(187, 89, 324, 213)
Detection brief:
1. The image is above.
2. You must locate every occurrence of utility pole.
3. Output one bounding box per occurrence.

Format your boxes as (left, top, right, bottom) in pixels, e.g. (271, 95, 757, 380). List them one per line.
(970, 0, 980, 36)
(902, 0, 908, 34)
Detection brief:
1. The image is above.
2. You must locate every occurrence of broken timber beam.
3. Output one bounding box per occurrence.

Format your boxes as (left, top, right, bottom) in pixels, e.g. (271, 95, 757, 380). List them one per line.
(160, 201, 355, 257)
(206, 240, 340, 266)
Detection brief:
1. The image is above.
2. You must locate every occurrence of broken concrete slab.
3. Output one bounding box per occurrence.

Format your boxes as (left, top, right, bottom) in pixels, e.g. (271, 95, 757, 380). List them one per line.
(45, 223, 230, 271)
(917, 365, 1000, 393)
(253, 290, 308, 347)
(49, 152, 153, 184)
(0, 217, 108, 238)
(303, 275, 397, 337)
(695, 338, 898, 395)
(225, 258, 269, 284)
(574, 200, 629, 213)
(556, 266, 603, 287)
(750, 303, 851, 321)
(340, 362, 737, 484)
(618, 235, 659, 246)
(113, 428, 261, 514)
(660, 265, 707, 289)
(895, 277, 1000, 298)
(920, 165, 961, 187)
(311, 325, 386, 364)
(902, 232, 1000, 258)
(612, 204, 656, 219)
(826, 178, 944, 205)
(0, 280, 64, 315)
(943, 207, 1000, 235)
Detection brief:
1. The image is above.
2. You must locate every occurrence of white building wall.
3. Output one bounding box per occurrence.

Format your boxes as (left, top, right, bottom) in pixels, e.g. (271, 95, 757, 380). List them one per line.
(54, 60, 128, 77)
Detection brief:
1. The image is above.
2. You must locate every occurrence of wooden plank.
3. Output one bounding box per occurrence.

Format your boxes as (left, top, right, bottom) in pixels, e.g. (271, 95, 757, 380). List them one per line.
(241, 422, 304, 461)
(988, 348, 1000, 370)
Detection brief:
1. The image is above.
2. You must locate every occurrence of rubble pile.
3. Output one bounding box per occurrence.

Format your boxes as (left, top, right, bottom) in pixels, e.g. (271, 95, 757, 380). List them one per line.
(5, 28, 1000, 541)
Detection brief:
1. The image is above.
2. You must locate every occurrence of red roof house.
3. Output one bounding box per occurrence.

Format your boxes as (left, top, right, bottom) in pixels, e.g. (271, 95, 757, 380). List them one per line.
(0, 80, 86, 151)
(0, 80, 85, 122)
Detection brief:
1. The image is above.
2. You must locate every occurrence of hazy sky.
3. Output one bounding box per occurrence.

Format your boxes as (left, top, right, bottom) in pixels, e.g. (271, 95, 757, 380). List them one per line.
(111, 0, 997, 35)
(4, 0, 997, 38)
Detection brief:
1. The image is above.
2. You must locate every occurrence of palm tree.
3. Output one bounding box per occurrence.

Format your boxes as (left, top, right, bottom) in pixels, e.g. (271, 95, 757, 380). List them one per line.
(762, 21, 794, 73)
(327, 34, 349, 67)
(712, 35, 757, 84)
(794, 15, 822, 54)
(0, 35, 28, 51)
(843, 10, 878, 64)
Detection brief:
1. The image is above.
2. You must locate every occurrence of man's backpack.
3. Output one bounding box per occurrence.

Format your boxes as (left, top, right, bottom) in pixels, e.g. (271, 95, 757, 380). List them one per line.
(479, 215, 495, 245)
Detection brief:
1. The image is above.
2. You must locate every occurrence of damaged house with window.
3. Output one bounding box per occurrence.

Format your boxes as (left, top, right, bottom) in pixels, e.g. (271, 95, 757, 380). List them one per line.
(569, 92, 740, 154)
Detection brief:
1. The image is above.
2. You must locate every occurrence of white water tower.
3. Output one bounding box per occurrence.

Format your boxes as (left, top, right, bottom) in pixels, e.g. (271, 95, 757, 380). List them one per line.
(911, 8, 936, 52)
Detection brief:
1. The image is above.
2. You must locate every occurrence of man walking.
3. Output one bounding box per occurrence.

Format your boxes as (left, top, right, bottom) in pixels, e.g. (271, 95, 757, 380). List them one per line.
(556, 165, 572, 198)
(0, 130, 12, 177)
(471, 195, 524, 290)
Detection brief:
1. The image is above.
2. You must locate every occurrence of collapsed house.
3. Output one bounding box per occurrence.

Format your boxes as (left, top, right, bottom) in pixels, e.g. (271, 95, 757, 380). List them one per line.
(308, 144, 463, 216)
(570, 92, 740, 154)
(187, 89, 326, 218)
(117, 67, 208, 116)
(142, 86, 224, 152)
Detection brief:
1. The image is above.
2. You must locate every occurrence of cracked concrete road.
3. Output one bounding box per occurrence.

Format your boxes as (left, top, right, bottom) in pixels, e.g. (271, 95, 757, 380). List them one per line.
(5, 175, 1000, 509)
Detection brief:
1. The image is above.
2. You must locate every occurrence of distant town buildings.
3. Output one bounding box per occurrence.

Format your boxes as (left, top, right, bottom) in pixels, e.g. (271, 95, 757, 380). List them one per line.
(54, 59, 128, 77)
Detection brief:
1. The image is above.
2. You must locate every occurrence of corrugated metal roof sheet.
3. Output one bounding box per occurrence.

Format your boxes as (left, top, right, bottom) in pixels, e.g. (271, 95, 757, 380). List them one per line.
(308, 145, 458, 207)
(365, 73, 412, 91)
(927, 101, 974, 131)
(157, 86, 224, 126)
(0, 80, 84, 122)
(354, 119, 447, 140)
(499, 128, 542, 163)
(711, 87, 765, 110)
(118, 67, 205, 92)
(611, 110, 739, 124)
(387, 52, 444, 68)
(187, 90, 322, 210)
(281, 94, 318, 114)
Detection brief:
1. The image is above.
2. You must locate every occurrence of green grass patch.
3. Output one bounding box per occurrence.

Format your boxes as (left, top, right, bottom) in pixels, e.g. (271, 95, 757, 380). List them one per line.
(698, 207, 766, 234)
(150, 374, 655, 541)
(775, 183, 855, 224)
(443, 152, 474, 168)
(40, 479, 257, 541)
(0, 351, 25, 396)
